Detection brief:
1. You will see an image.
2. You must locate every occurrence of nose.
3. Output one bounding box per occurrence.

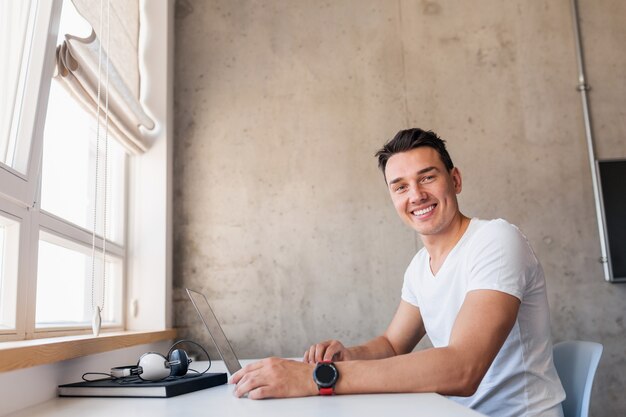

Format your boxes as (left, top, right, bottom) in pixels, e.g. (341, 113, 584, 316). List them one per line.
(408, 184, 427, 204)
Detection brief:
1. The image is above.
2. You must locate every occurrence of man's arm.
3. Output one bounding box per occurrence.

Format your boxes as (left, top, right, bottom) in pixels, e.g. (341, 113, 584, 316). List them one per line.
(231, 289, 519, 399)
(303, 300, 426, 363)
(334, 289, 520, 396)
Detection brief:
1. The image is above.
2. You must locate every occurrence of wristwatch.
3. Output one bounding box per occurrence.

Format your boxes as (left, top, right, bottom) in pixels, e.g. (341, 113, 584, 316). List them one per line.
(313, 361, 339, 395)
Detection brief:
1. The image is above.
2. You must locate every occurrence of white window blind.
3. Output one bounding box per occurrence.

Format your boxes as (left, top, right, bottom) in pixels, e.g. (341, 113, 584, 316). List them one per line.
(54, 0, 155, 154)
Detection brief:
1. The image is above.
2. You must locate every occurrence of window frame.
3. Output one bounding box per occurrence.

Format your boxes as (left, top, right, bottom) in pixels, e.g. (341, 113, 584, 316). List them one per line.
(0, 198, 30, 339)
(0, 0, 62, 342)
(0, 0, 173, 347)
(0, 0, 60, 208)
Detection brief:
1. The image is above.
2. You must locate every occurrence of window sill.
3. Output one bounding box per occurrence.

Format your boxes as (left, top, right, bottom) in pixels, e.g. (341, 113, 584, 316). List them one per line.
(0, 329, 177, 373)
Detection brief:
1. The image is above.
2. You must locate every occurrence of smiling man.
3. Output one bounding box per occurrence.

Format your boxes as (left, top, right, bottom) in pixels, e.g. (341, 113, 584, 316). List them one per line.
(231, 128, 565, 417)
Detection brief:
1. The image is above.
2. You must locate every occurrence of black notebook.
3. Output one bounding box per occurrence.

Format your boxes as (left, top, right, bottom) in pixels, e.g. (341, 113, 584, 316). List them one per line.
(58, 373, 227, 398)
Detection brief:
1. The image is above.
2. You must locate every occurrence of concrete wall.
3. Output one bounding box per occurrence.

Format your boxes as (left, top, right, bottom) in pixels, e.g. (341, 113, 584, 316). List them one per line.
(173, 1, 625, 415)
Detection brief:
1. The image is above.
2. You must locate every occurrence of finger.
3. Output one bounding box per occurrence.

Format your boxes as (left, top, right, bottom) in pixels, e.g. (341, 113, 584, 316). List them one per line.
(230, 367, 251, 384)
(230, 360, 264, 384)
(233, 370, 261, 398)
(314, 343, 327, 363)
(248, 386, 272, 400)
(306, 345, 316, 363)
(323, 344, 339, 362)
(230, 370, 243, 385)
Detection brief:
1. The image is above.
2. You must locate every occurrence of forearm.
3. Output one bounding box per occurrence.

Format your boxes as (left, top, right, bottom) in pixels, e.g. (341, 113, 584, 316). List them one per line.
(346, 335, 399, 360)
(335, 346, 483, 397)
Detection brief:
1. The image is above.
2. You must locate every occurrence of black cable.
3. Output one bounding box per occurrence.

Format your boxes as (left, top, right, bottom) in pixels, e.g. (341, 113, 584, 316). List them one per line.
(82, 372, 116, 382)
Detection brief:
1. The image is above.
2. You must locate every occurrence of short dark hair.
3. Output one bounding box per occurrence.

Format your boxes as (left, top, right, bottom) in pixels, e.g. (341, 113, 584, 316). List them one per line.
(375, 128, 454, 178)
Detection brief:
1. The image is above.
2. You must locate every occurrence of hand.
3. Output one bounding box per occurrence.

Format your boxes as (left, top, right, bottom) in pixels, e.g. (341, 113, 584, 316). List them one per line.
(230, 357, 318, 399)
(303, 340, 352, 363)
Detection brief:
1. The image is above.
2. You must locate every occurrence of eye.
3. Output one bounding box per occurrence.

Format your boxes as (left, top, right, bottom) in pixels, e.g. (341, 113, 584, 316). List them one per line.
(393, 184, 407, 193)
(420, 175, 435, 184)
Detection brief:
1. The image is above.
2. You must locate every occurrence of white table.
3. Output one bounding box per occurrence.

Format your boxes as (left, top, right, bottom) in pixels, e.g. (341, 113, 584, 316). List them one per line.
(7, 360, 485, 417)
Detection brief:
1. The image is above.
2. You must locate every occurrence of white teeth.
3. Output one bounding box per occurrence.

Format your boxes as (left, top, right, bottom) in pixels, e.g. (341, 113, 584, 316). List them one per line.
(413, 205, 435, 216)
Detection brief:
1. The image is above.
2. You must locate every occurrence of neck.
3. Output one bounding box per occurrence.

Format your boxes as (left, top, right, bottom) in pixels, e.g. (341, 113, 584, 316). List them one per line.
(421, 212, 471, 268)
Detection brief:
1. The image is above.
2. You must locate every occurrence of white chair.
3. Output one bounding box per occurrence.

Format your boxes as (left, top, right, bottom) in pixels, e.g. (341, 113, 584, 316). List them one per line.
(553, 340, 603, 417)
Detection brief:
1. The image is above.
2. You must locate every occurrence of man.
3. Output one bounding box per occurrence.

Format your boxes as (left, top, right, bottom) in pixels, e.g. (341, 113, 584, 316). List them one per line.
(231, 128, 565, 417)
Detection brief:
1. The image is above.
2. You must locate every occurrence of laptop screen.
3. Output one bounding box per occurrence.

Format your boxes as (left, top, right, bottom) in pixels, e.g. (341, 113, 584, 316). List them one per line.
(186, 288, 243, 375)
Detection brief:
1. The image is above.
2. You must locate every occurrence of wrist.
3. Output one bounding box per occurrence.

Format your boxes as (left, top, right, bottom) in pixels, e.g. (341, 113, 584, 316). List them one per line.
(309, 379, 319, 396)
(307, 363, 318, 396)
(344, 347, 357, 361)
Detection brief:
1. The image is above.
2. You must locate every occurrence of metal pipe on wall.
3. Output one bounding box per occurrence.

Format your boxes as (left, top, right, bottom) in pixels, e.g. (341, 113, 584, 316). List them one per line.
(569, 0, 612, 281)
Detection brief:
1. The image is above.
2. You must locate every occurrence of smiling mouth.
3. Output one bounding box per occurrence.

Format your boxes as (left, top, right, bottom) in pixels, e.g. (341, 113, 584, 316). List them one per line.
(411, 204, 436, 217)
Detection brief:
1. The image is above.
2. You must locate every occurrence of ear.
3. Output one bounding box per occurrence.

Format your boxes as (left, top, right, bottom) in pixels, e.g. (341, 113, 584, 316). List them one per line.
(451, 167, 462, 194)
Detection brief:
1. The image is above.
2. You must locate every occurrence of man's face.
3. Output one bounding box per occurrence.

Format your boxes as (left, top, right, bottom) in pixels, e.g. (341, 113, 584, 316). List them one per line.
(385, 147, 462, 237)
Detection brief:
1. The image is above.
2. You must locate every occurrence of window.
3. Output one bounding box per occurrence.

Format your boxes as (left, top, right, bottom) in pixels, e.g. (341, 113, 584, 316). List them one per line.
(35, 0, 128, 332)
(35, 233, 123, 328)
(0, 0, 170, 345)
(0, 0, 131, 340)
(40, 80, 127, 244)
(0, 0, 38, 174)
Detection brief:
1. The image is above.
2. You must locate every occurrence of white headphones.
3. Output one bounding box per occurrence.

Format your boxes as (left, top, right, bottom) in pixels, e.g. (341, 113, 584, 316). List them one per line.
(110, 340, 211, 382)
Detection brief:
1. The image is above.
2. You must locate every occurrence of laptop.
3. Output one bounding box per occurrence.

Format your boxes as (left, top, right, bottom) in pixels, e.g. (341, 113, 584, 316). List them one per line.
(186, 288, 243, 375)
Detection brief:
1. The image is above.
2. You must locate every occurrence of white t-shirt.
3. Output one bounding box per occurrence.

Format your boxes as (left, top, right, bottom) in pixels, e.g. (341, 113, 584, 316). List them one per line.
(401, 218, 565, 417)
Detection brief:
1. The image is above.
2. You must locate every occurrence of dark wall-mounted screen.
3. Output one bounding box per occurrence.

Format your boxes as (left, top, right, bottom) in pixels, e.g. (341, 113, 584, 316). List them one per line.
(598, 159, 626, 282)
